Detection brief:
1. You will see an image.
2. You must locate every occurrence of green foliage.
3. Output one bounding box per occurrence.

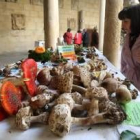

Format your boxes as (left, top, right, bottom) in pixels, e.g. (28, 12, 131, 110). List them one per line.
(55, 57, 68, 63)
(28, 50, 52, 62)
(120, 130, 139, 140)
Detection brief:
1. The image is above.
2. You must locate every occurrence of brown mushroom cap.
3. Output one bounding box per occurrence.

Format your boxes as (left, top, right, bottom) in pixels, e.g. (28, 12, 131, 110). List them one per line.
(57, 71, 73, 93)
(37, 68, 52, 85)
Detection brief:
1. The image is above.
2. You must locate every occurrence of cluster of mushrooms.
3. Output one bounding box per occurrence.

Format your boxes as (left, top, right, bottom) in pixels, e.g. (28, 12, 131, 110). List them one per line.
(0, 51, 138, 137)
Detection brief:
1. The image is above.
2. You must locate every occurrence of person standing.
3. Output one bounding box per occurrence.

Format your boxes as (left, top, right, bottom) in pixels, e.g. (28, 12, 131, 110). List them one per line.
(82, 29, 89, 47)
(118, 4, 140, 90)
(91, 27, 99, 49)
(63, 28, 73, 45)
(74, 30, 82, 46)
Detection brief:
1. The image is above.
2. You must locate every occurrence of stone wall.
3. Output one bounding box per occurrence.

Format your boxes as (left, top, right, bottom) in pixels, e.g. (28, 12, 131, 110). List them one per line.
(0, 0, 44, 54)
(59, 0, 100, 36)
(0, 0, 100, 54)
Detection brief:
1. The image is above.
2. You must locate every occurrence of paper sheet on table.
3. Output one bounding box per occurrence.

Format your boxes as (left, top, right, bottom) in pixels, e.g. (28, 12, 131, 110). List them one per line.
(123, 101, 140, 126)
(117, 101, 140, 136)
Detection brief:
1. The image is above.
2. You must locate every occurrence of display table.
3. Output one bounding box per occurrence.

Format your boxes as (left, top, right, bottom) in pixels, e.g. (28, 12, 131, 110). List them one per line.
(0, 49, 139, 140)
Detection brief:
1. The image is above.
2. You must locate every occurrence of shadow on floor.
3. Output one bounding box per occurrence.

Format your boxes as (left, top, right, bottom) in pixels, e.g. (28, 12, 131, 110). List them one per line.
(0, 51, 28, 68)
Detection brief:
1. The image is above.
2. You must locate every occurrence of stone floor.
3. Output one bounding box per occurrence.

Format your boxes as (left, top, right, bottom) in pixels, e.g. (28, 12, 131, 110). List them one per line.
(0, 51, 28, 69)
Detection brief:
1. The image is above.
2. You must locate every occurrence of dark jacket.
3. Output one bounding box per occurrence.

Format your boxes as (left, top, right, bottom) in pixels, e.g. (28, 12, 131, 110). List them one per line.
(82, 32, 89, 44)
(91, 31, 99, 48)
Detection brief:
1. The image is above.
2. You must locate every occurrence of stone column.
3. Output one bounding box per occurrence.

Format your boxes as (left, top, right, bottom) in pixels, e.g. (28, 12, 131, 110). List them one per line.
(79, 10, 85, 30)
(103, 0, 123, 68)
(98, 0, 106, 52)
(44, 0, 59, 51)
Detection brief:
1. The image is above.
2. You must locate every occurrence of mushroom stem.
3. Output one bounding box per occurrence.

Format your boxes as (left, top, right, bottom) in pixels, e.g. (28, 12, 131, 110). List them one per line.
(72, 84, 87, 95)
(72, 113, 107, 125)
(72, 105, 126, 125)
(73, 99, 99, 117)
(88, 99, 99, 116)
(73, 102, 89, 111)
(16, 106, 49, 130)
(28, 112, 49, 124)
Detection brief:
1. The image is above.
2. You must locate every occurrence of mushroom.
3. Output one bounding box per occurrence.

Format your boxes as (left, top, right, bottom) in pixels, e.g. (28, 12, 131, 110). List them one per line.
(0, 78, 33, 98)
(15, 106, 49, 130)
(0, 59, 38, 97)
(21, 58, 37, 96)
(90, 79, 99, 87)
(50, 66, 64, 76)
(37, 68, 52, 86)
(85, 86, 108, 116)
(72, 86, 108, 117)
(30, 86, 59, 110)
(100, 77, 121, 94)
(116, 85, 132, 104)
(57, 71, 73, 93)
(0, 81, 21, 115)
(130, 88, 138, 99)
(2, 63, 19, 77)
(72, 84, 87, 95)
(72, 101, 126, 126)
(72, 66, 92, 88)
(48, 90, 126, 137)
(0, 82, 9, 121)
(48, 92, 83, 136)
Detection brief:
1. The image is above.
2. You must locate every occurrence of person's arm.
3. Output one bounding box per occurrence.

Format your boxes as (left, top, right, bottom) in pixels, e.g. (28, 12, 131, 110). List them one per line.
(121, 52, 127, 74)
(121, 34, 129, 74)
(122, 46, 140, 89)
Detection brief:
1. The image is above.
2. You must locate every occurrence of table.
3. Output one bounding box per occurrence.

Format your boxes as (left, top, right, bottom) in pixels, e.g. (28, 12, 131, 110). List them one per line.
(0, 49, 139, 140)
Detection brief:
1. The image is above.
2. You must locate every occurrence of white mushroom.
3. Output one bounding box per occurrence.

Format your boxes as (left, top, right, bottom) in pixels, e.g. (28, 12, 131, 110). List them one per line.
(100, 77, 121, 94)
(116, 84, 132, 104)
(48, 92, 83, 136)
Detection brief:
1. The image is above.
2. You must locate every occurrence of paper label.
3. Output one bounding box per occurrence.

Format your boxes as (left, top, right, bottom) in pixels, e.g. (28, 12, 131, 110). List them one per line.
(123, 101, 140, 126)
(58, 45, 76, 60)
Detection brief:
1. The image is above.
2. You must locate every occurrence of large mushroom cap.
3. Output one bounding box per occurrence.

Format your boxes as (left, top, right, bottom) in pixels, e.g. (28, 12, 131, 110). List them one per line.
(0, 81, 21, 115)
(48, 104, 71, 136)
(37, 68, 52, 85)
(21, 59, 37, 96)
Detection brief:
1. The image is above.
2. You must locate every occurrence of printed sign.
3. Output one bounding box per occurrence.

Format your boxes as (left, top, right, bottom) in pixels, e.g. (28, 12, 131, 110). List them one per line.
(58, 45, 76, 60)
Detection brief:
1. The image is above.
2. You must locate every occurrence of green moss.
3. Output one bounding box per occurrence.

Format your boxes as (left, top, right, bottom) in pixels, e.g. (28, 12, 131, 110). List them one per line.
(28, 50, 52, 62)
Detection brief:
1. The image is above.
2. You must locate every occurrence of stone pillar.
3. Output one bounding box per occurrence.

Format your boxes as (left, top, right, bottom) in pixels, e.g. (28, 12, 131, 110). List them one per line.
(44, 0, 59, 51)
(103, 0, 123, 68)
(79, 10, 85, 30)
(98, 0, 106, 52)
